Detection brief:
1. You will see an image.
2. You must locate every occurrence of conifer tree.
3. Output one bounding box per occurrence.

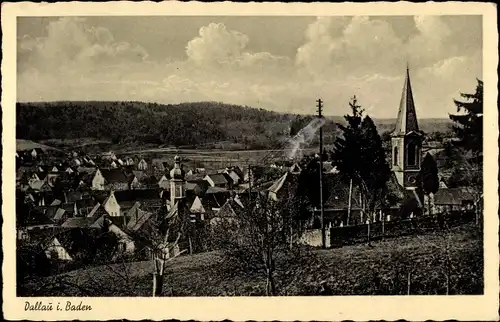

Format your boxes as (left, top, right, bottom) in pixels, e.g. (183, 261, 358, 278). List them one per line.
(449, 79, 483, 163)
(420, 153, 439, 214)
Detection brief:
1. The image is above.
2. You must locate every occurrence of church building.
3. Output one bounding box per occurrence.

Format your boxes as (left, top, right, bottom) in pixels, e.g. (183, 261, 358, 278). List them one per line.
(391, 66, 424, 190)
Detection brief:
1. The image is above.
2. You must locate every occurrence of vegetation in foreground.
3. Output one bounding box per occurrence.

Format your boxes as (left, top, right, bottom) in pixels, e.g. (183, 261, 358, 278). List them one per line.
(21, 223, 482, 297)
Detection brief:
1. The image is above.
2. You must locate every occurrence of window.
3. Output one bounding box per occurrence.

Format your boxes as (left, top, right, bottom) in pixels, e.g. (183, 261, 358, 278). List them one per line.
(407, 142, 417, 166)
(393, 147, 399, 166)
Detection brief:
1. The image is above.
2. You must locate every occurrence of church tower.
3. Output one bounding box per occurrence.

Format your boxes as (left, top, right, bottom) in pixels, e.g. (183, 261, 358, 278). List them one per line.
(391, 66, 424, 189)
(170, 155, 186, 203)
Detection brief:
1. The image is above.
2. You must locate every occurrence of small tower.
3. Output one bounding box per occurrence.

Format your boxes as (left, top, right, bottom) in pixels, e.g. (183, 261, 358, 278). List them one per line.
(391, 66, 424, 189)
(170, 155, 186, 203)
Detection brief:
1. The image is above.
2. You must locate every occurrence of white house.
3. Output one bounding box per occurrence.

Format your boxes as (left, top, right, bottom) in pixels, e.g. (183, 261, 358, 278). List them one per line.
(102, 191, 121, 217)
(137, 159, 148, 171)
(190, 196, 206, 214)
(44, 237, 73, 261)
(91, 169, 105, 190)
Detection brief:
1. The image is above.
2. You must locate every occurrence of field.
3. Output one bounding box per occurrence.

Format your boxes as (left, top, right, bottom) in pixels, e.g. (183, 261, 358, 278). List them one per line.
(16, 139, 60, 152)
(21, 223, 483, 297)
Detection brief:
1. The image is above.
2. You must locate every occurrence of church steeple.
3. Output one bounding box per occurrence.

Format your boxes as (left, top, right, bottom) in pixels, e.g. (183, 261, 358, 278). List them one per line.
(391, 65, 424, 189)
(394, 65, 419, 136)
(170, 155, 186, 202)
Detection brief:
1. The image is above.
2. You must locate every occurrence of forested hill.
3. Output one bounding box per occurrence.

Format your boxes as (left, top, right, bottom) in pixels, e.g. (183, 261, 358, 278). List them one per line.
(16, 101, 337, 149)
(17, 101, 450, 150)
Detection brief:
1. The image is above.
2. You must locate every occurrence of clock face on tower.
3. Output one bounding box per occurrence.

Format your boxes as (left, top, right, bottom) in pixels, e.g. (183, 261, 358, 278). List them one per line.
(407, 174, 417, 185)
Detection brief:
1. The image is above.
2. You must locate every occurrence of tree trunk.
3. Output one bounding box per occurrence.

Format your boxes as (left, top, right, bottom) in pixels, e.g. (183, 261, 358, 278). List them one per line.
(367, 217, 371, 246)
(347, 179, 353, 225)
(152, 255, 165, 297)
(265, 248, 276, 296)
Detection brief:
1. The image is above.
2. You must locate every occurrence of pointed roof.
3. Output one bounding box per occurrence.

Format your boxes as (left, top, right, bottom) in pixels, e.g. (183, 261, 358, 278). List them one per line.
(394, 66, 419, 136)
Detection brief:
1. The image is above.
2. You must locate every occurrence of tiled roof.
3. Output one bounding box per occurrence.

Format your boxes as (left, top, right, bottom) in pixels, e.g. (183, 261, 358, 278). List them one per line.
(206, 186, 229, 194)
(75, 198, 97, 209)
(127, 209, 154, 232)
(100, 168, 129, 183)
(206, 173, 229, 185)
(61, 217, 95, 228)
(114, 189, 161, 202)
(434, 188, 477, 205)
(65, 191, 83, 203)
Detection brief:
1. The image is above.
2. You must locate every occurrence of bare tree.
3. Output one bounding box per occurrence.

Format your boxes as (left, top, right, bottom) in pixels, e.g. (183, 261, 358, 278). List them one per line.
(211, 191, 305, 296)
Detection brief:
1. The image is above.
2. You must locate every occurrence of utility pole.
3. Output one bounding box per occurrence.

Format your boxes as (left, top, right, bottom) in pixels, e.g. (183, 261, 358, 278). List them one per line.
(317, 98, 326, 249)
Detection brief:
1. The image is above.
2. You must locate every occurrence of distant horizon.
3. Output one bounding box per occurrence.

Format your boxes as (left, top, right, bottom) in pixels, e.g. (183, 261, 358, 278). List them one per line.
(16, 100, 454, 120)
(17, 16, 482, 119)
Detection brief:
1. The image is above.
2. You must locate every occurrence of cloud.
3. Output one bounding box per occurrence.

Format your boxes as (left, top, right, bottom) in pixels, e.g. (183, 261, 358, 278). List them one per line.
(17, 16, 482, 119)
(18, 17, 148, 72)
(186, 23, 249, 65)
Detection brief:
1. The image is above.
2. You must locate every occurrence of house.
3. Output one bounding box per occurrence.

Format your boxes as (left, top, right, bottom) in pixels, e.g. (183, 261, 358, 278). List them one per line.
(137, 159, 148, 171)
(75, 198, 98, 217)
(189, 196, 207, 214)
(73, 158, 82, 167)
(204, 173, 232, 189)
(28, 180, 52, 194)
(50, 199, 62, 206)
(132, 170, 147, 182)
(44, 237, 73, 261)
(434, 188, 477, 212)
(64, 191, 83, 203)
(31, 148, 44, 159)
(87, 203, 117, 221)
(224, 168, 242, 186)
(210, 197, 245, 227)
(45, 206, 67, 223)
(61, 202, 78, 217)
(267, 171, 299, 202)
(203, 189, 229, 212)
(151, 159, 165, 171)
(125, 157, 135, 166)
(61, 217, 96, 229)
(110, 160, 118, 169)
(125, 208, 154, 233)
(19, 208, 55, 231)
(102, 190, 121, 217)
(114, 189, 163, 214)
(101, 151, 116, 160)
(45, 171, 60, 186)
(129, 176, 141, 189)
(92, 168, 130, 191)
(90, 216, 135, 254)
(158, 175, 170, 189)
(289, 163, 302, 174)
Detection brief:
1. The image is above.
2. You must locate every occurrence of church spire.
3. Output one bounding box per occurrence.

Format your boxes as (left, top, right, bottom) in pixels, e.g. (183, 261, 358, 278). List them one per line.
(394, 65, 419, 136)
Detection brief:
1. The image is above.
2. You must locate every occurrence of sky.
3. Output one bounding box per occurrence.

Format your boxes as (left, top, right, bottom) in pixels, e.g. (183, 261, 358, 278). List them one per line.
(17, 16, 482, 118)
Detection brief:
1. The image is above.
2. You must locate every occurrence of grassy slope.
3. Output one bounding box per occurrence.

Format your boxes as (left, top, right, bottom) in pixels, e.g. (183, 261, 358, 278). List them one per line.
(24, 223, 482, 297)
(16, 139, 59, 152)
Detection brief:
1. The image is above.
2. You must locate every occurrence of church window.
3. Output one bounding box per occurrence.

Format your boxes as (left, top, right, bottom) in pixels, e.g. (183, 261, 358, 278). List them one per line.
(393, 147, 399, 166)
(407, 142, 417, 166)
